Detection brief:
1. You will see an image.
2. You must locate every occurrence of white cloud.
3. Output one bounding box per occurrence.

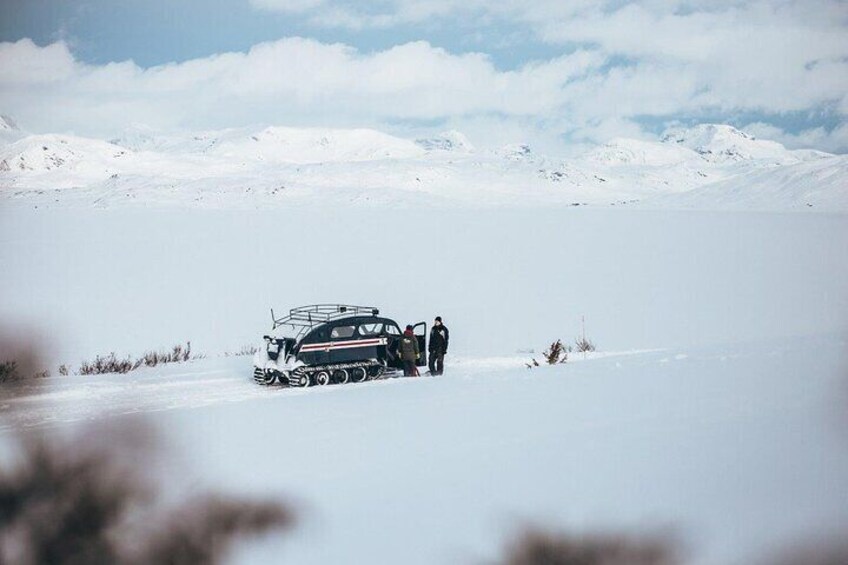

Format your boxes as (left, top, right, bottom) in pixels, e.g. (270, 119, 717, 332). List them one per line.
(539, 2, 848, 113)
(250, 0, 484, 28)
(566, 117, 653, 146)
(0, 37, 606, 141)
(0, 10, 846, 154)
(247, 1, 848, 151)
(0, 38, 77, 84)
(247, 1, 848, 116)
(743, 122, 848, 153)
(250, 0, 327, 14)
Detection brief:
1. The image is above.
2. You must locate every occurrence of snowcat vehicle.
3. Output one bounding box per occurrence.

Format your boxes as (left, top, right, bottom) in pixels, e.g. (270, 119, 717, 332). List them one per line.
(252, 304, 427, 386)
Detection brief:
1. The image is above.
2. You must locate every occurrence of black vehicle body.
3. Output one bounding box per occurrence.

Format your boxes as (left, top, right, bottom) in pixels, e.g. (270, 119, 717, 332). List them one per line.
(253, 304, 426, 386)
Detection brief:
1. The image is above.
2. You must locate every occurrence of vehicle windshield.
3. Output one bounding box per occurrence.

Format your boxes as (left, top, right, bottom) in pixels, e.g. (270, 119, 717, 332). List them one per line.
(359, 323, 384, 336)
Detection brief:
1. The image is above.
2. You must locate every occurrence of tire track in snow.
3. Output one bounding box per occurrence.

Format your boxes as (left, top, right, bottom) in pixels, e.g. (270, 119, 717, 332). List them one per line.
(0, 351, 655, 432)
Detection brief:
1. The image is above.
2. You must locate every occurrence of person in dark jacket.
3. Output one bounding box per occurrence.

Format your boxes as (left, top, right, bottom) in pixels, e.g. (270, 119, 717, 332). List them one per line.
(428, 316, 449, 375)
(399, 325, 420, 377)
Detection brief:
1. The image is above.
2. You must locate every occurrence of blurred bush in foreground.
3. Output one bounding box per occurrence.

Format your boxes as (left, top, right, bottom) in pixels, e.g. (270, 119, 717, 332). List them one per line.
(0, 331, 294, 565)
(0, 419, 294, 565)
(497, 527, 680, 565)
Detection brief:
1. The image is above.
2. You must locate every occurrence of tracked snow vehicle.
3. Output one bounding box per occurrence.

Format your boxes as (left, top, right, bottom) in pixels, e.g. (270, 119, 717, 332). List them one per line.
(253, 304, 427, 386)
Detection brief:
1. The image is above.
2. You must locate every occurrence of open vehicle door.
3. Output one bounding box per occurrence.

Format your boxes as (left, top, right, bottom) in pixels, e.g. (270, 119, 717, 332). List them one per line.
(381, 322, 404, 370)
(412, 322, 427, 367)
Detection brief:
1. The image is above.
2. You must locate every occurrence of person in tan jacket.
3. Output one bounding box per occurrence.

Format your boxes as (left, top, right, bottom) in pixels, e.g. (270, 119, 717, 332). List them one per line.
(399, 325, 420, 376)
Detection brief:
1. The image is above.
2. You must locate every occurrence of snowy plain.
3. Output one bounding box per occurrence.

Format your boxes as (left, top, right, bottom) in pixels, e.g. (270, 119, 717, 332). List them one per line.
(2, 203, 848, 564)
(2, 118, 848, 564)
(1, 336, 847, 565)
(2, 206, 847, 362)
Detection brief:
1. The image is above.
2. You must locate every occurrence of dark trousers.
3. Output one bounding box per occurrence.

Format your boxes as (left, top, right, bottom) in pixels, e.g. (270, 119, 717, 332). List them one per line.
(403, 360, 417, 376)
(429, 352, 444, 375)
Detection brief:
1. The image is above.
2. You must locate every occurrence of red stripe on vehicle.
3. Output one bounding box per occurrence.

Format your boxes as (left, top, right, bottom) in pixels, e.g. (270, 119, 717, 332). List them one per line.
(300, 338, 387, 352)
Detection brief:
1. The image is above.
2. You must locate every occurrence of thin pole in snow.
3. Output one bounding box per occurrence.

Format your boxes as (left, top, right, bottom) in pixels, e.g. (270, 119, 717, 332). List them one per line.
(582, 315, 586, 360)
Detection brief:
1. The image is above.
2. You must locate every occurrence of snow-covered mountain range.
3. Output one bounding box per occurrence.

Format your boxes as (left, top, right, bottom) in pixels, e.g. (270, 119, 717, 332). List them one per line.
(1, 118, 845, 211)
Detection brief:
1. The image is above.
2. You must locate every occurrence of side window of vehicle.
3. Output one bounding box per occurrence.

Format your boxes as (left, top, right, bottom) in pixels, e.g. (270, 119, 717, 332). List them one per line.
(330, 325, 356, 339)
(385, 324, 401, 336)
(359, 323, 384, 336)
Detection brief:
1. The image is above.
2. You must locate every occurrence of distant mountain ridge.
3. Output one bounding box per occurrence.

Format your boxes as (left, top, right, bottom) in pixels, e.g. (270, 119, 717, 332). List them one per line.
(415, 130, 474, 153)
(660, 123, 828, 164)
(1, 116, 845, 212)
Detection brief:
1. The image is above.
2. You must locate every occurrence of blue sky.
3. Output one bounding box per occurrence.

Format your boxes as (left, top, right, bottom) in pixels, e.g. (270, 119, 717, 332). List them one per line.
(0, 0, 560, 68)
(1, 0, 846, 152)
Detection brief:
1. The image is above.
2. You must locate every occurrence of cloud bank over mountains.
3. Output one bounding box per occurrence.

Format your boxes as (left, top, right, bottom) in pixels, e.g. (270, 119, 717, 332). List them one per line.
(1, 0, 846, 153)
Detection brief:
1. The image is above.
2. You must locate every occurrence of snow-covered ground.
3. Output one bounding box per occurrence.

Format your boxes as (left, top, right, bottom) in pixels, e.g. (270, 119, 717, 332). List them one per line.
(2, 336, 846, 565)
(0, 353, 533, 431)
(2, 207, 846, 362)
(1, 116, 847, 563)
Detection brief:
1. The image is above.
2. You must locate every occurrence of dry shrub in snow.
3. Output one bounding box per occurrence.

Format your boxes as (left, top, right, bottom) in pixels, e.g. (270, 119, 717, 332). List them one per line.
(498, 527, 680, 565)
(526, 328, 597, 368)
(544, 340, 570, 364)
(139, 341, 195, 367)
(528, 340, 570, 367)
(78, 352, 141, 375)
(77, 342, 200, 375)
(575, 336, 596, 353)
(225, 344, 259, 357)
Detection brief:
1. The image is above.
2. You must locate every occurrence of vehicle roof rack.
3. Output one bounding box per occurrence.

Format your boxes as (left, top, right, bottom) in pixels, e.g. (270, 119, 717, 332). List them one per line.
(271, 304, 380, 338)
